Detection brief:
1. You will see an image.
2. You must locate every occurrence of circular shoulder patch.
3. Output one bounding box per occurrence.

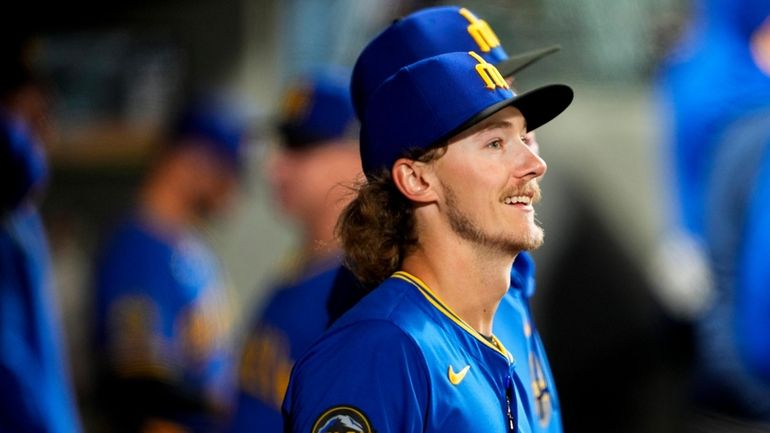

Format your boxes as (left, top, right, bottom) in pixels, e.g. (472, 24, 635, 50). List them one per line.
(312, 406, 373, 433)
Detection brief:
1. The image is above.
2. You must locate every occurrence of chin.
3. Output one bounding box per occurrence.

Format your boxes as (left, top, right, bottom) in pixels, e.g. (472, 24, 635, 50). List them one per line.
(511, 227, 544, 252)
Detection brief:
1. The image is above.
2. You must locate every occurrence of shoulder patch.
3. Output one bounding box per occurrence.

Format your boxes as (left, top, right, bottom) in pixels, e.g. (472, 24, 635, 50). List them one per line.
(312, 406, 373, 433)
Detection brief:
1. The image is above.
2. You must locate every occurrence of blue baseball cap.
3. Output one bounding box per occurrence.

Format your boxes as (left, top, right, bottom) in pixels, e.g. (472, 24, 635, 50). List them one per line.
(174, 100, 251, 171)
(278, 68, 357, 150)
(360, 51, 573, 176)
(351, 6, 560, 118)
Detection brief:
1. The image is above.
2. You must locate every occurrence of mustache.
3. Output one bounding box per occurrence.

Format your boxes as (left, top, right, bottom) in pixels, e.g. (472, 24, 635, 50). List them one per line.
(503, 181, 542, 204)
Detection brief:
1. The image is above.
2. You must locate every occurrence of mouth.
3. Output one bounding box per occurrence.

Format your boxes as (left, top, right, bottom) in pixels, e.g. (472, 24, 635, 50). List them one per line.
(501, 190, 536, 211)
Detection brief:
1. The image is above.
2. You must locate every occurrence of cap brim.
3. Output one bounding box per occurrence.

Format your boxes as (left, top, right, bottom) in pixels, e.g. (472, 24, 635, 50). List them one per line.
(446, 84, 574, 144)
(496, 45, 561, 77)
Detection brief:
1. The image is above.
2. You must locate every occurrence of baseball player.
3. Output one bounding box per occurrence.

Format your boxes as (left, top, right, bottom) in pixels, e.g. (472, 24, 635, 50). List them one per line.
(340, 6, 565, 431)
(234, 6, 564, 432)
(227, 69, 360, 432)
(92, 102, 246, 433)
(0, 41, 83, 433)
(283, 46, 572, 433)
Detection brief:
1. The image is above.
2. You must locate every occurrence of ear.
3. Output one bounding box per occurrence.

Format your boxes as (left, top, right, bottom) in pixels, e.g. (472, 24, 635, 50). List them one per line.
(391, 158, 438, 204)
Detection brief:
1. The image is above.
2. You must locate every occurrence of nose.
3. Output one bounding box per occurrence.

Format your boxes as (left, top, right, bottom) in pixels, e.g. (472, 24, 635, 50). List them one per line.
(512, 139, 547, 180)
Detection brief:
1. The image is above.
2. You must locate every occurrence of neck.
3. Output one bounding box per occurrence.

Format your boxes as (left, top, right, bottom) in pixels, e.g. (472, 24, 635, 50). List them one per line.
(401, 228, 515, 336)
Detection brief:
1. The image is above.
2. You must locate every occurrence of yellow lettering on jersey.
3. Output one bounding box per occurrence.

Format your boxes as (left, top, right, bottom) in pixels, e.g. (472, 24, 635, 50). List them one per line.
(468, 51, 509, 90)
(529, 352, 553, 427)
(459, 8, 501, 53)
(238, 325, 293, 409)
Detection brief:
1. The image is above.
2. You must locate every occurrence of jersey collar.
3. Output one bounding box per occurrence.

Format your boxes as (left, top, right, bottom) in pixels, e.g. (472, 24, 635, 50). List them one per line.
(392, 271, 513, 363)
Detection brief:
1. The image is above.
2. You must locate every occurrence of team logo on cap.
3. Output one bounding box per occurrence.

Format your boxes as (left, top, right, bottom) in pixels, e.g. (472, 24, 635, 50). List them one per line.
(459, 8, 501, 53)
(469, 51, 509, 90)
(312, 406, 373, 433)
(281, 83, 314, 122)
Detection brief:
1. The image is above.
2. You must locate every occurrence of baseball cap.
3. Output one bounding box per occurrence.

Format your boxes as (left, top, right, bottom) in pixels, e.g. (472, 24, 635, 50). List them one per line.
(278, 68, 357, 150)
(360, 51, 573, 176)
(351, 6, 560, 118)
(174, 101, 250, 171)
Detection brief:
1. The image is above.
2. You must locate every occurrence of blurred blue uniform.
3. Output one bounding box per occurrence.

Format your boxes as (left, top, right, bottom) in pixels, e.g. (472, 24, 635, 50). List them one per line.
(228, 69, 359, 432)
(659, 0, 770, 420)
(738, 128, 770, 390)
(229, 261, 339, 432)
(94, 217, 233, 432)
(704, 111, 770, 418)
(657, 0, 770, 238)
(284, 271, 538, 433)
(0, 112, 82, 432)
(93, 100, 245, 432)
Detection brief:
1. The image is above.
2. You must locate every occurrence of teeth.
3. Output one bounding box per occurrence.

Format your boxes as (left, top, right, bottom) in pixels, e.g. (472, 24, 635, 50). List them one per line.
(504, 195, 531, 205)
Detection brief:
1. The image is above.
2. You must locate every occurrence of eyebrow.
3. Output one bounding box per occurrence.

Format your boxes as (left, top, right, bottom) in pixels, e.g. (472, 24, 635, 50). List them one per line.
(471, 118, 527, 136)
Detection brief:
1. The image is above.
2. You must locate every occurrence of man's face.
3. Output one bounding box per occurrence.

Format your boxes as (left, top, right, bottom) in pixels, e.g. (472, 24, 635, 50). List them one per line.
(266, 140, 360, 226)
(187, 144, 240, 222)
(431, 106, 546, 255)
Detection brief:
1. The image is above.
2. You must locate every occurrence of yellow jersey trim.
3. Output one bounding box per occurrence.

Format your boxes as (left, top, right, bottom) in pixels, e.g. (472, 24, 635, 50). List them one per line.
(392, 271, 513, 363)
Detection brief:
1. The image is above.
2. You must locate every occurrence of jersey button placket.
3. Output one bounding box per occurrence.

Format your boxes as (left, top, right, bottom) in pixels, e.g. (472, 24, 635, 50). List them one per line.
(505, 374, 517, 433)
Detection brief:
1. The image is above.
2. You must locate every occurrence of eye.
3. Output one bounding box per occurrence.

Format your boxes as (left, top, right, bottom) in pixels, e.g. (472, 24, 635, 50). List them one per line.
(520, 133, 531, 146)
(487, 139, 503, 150)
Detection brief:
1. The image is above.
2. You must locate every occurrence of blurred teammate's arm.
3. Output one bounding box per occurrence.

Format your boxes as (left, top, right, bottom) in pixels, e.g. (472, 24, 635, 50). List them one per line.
(736, 148, 770, 385)
(99, 293, 215, 432)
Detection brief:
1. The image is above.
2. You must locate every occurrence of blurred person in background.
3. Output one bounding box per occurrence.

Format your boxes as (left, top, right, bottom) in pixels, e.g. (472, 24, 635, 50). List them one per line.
(657, 0, 770, 429)
(227, 68, 361, 433)
(91, 101, 249, 433)
(0, 39, 83, 433)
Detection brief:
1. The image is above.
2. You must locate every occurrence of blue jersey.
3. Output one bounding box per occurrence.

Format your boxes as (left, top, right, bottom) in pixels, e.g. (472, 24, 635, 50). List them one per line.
(283, 270, 542, 433)
(229, 263, 339, 432)
(94, 217, 234, 431)
(231, 253, 561, 433)
(0, 206, 83, 433)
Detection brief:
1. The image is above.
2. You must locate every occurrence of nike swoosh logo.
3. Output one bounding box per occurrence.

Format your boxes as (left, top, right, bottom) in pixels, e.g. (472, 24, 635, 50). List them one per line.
(448, 365, 471, 385)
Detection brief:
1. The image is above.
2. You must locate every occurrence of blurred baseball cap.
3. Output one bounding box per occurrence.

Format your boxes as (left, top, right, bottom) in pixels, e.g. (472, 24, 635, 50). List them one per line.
(360, 51, 573, 176)
(351, 5, 560, 118)
(173, 100, 251, 171)
(278, 67, 357, 150)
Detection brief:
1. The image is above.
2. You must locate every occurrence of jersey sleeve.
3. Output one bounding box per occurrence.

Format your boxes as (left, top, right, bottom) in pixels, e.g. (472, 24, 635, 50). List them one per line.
(282, 320, 430, 433)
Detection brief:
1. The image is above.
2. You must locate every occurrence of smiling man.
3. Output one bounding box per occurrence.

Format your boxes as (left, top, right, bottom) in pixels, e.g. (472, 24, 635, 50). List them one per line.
(282, 51, 572, 433)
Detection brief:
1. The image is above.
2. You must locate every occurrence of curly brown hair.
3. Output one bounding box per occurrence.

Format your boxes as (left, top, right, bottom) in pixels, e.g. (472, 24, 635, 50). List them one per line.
(336, 146, 446, 288)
